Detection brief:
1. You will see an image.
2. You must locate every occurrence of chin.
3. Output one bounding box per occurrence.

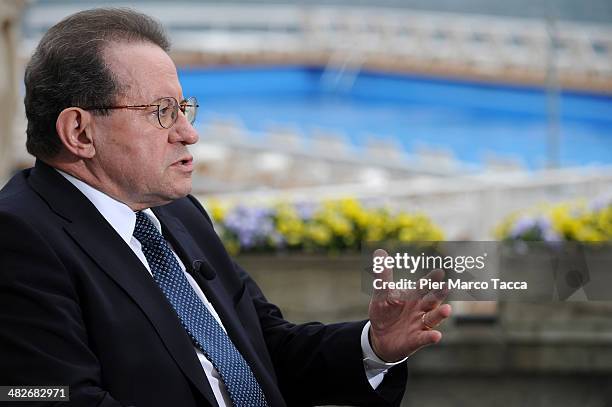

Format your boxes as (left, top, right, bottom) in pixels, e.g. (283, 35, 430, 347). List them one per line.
(152, 178, 192, 204)
(170, 182, 193, 200)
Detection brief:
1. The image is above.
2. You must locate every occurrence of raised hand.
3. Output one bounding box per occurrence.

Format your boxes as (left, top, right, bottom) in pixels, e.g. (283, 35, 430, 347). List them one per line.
(368, 249, 452, 362)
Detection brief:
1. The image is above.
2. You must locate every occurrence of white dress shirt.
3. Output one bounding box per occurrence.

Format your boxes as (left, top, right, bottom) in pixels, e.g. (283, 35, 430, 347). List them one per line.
(58, 170, 404, 405)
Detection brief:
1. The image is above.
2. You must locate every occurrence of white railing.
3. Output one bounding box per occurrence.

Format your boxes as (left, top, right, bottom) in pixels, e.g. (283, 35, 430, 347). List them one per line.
(194, 119, 478, 180)
(22, 3, 612, 82)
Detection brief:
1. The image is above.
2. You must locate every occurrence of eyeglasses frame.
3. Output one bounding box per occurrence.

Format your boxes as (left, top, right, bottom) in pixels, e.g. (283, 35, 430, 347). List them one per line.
(82, 96, 199, 129)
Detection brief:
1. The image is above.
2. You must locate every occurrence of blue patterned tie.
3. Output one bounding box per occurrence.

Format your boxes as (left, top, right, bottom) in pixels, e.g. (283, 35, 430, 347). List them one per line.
(133, 211, 268, 407)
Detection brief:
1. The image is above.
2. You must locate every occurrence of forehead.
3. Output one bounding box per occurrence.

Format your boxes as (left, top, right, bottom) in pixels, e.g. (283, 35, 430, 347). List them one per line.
(102, 41, 181, 101)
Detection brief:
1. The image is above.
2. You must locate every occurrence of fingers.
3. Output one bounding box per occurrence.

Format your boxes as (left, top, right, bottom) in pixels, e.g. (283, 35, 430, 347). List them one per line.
(372, 251, 450, 304)
(420, 284, 450, 311)
(372, 249, 394, 301)
(422, 303, 452, 330)
(415, 268, 446, 298)
(414, 269, 448, 313)
(412, 304, 451, 351)
(416, 329, 443, 348)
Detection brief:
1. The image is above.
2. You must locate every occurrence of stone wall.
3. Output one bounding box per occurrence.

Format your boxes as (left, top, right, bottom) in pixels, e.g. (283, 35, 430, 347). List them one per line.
(237, 254, 612, 407)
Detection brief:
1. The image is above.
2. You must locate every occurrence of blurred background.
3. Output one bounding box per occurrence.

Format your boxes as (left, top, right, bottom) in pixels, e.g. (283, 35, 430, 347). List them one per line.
(1, 0, 612, 406)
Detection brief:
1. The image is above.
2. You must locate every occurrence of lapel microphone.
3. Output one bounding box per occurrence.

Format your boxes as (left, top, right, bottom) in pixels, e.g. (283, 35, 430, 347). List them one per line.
(190, 259, 217, 280)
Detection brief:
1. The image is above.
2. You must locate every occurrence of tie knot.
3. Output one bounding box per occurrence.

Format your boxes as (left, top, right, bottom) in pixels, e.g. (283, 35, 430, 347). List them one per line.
(133, 211, 163, 245)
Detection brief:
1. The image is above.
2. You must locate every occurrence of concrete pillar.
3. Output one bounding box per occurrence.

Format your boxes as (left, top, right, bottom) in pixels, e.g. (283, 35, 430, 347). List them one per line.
(0, 0, 27, 184)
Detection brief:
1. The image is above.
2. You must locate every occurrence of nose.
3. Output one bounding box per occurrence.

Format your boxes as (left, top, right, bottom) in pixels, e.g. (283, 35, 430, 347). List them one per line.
(169, 111, 199, 145)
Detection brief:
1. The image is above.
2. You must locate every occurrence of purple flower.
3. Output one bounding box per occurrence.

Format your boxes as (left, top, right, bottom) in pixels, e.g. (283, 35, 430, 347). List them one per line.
(510, 217, 537, 238)
(270, 231, 286, 247)
(510, 215, 558, 241)
(589, 194, 612, 212)
(295, 202, 318, 221)
(535, 217, 551, 232)
(224, 205, 276, 249)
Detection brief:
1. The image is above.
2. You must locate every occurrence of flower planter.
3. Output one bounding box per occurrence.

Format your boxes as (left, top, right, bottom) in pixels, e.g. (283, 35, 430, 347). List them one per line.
(236, 253, 369, 323)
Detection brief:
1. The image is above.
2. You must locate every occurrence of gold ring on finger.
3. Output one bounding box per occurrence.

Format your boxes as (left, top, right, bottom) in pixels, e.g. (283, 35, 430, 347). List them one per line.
(421, 312, 435, 330)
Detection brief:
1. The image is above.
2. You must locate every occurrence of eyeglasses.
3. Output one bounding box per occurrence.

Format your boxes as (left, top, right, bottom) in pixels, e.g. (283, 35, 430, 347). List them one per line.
(83, 96, 198, 129)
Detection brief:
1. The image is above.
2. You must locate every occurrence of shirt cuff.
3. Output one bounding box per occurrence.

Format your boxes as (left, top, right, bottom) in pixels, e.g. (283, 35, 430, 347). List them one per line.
(361, 321, 409, 389)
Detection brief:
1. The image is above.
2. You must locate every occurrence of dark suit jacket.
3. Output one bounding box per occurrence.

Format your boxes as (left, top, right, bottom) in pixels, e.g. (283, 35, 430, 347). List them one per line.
(0, 160, 407, 406)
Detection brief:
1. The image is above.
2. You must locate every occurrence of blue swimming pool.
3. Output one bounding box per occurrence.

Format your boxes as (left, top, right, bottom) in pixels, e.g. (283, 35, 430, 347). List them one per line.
(178, 66, 612, 169)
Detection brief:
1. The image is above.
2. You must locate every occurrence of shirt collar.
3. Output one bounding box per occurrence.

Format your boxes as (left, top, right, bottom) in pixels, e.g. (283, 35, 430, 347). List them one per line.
(56, 169, 162, 244)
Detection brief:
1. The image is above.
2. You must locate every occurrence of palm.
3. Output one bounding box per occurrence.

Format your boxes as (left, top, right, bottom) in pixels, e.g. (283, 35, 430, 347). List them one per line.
(367, 250, 452, 362)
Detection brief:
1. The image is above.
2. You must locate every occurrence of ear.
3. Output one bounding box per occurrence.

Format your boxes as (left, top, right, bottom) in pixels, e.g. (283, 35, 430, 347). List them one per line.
(56, 108, 96, 159)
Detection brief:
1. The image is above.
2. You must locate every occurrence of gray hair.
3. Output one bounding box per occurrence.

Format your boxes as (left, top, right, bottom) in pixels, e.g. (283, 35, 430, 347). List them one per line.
(24, 8, 170, 160)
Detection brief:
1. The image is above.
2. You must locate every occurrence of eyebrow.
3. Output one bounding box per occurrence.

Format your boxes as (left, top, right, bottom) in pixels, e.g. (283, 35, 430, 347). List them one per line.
(151, 95, 186, 102)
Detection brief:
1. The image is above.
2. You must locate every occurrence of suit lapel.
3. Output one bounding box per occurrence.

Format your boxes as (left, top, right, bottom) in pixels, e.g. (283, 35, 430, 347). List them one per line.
(28, 161, 219, 406)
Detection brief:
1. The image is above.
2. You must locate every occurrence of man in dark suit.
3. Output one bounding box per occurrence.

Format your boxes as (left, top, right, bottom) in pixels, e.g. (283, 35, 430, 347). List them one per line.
(0, 8, 451, 406)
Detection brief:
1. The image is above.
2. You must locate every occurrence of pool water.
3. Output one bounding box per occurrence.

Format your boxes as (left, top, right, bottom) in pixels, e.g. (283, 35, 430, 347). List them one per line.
(179, 66, 612, 169)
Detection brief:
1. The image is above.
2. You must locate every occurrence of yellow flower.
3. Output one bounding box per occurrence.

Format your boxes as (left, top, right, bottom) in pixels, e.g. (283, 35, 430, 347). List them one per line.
(394, 212, 444, 241)
(211, 197, 447, 252)
(497, 199, 612, 242)
(224, 240, 240, 256)
(594, 207, 612, 238)
(548, 203, 576, 238)
(276, 216, 304, 246)
(306, 224, 332, 246)
(206, 198, 228, 223)
(339, 198, 369, 227)
(494, 212, 520, 240)
(365, 226, 385, 242)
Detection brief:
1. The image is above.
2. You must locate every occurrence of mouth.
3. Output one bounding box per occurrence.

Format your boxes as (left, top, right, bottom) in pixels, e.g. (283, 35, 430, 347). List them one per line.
(172, 156, 194, 171)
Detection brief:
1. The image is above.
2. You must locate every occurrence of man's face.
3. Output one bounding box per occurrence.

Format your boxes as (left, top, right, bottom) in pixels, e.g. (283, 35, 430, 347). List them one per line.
(89, 41, 199, 209)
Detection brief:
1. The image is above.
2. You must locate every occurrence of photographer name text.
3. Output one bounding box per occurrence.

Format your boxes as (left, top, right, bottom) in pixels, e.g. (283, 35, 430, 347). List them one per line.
(373, 278, 528, 290)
